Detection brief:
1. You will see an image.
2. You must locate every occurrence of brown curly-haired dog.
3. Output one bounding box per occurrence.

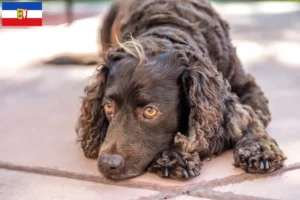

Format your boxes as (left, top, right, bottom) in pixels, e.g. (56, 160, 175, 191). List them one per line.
(51, 0, 286, 180)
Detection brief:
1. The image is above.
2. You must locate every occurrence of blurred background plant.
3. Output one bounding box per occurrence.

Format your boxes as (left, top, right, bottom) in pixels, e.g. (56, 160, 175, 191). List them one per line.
(1, 0, 300, 2)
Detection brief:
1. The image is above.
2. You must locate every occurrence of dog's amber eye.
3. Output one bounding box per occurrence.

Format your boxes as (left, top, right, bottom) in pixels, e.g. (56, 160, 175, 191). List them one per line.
(104, 102, 113, 114)
(143, 107, 158, 119)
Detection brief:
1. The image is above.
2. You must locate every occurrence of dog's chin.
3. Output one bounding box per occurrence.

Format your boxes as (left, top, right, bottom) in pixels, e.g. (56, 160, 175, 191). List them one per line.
(98, 167, 145, 181)
(100, 170, 145, 181)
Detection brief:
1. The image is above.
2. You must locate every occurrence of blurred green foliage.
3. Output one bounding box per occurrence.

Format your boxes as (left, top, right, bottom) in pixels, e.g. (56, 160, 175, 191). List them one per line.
(212, 0, 300, 2)
(8, 0, 112, 3)
(9, 0, 300, 2)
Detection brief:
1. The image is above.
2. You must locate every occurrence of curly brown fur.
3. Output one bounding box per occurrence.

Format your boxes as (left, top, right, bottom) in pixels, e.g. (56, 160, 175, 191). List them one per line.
(224, 95, 286, 173)
(75, 66, 109, 158)
(73, 0, 285, 180)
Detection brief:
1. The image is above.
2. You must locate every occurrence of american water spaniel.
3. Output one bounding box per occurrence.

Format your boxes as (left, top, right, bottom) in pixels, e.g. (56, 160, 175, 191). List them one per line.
(49, 0, 286, 180)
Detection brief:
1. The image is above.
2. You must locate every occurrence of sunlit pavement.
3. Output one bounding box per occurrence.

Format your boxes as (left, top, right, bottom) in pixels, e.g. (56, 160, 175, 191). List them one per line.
(0, 2, 300, 200)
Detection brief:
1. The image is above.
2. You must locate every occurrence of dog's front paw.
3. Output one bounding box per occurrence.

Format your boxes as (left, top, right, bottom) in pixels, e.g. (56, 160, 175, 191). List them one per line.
(234, 139, 286, 173)
(148, 150, 202, 180)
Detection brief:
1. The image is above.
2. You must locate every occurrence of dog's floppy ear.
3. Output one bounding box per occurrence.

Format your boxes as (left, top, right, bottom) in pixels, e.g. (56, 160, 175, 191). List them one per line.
(178, 54, 227, 155)
(76, 65, 110, 158)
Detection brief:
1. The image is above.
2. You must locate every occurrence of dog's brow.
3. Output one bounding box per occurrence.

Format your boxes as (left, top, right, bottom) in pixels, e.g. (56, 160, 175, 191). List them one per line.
(133, 90, 162, 105)
(104, 87, 121, 101)
(105, 92, 119, 101)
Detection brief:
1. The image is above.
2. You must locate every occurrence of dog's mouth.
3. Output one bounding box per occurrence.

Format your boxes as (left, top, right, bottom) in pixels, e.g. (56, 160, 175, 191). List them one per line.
(98, 166, 145, 180)
(102, 171, 142, 180)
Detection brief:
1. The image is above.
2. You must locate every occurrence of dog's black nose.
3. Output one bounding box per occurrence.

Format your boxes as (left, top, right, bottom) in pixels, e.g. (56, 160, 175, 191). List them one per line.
(99, 154, 124, 170)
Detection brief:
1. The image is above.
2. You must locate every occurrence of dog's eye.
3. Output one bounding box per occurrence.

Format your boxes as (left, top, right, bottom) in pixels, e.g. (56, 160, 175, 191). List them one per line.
(104, 102, 113, 114)
(143, 107, 158, 119)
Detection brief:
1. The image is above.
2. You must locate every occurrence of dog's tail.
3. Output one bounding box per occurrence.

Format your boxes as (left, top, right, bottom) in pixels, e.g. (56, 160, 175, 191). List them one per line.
(44, 52, 101, 66)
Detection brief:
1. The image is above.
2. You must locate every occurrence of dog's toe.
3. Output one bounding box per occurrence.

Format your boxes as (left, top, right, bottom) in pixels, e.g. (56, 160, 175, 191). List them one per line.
(234, 140, 286, 173)
(148, 149, 202, 180)
(187, 167, 201, 177)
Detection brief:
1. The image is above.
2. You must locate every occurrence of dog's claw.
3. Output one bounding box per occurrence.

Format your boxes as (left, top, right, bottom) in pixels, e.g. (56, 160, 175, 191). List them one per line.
(185, 160, 188, 165)
(265, 160, 270, 169)
(189, 169, 196, 177)
(163, 168, 169, 177)
(183, 169, 189, 179)
(260, 160, 264, 169)
(194, 166, 201, 175)
(248, 161, 253, 168)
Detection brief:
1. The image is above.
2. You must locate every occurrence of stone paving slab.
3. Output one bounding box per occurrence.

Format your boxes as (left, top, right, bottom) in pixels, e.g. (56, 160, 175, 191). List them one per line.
(0, 169, 159, 200)
(171, 196, 211, 200)
(214, 169, 300, 200)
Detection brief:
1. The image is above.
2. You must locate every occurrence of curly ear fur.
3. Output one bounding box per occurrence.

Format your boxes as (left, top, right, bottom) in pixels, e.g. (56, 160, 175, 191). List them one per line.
(176, 54, 230, 157)
(76, 65, 109, 159)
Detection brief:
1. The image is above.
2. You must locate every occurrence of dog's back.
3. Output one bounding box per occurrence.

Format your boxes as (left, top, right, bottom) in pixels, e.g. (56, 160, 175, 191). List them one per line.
(102, 0, 234, 78)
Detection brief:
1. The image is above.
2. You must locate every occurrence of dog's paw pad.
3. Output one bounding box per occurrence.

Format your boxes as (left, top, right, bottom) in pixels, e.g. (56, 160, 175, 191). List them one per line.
(148, 150, 202, 180)
(234, 141, 286, 173)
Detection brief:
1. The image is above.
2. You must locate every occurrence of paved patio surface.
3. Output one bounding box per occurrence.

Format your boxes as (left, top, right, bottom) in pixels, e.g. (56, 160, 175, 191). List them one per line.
(0, 2, 300, 200)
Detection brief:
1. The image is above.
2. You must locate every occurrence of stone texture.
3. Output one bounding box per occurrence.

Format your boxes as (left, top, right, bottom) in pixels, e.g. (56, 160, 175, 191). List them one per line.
(0, 169, 158, 200)
(214, 169, 300, 200)
(171, 196, 211, 200)
(0, 67, 99, 176)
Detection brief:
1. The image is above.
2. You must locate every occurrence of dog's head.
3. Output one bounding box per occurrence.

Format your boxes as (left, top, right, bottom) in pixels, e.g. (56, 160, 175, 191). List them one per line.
(76, 39, 226, 180)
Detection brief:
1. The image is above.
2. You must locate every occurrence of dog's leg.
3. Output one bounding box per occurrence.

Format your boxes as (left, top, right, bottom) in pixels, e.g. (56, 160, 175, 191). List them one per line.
(148, 132, 203, 180)
(229, 50, 271, 127)
(225, 95, 286, 173)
